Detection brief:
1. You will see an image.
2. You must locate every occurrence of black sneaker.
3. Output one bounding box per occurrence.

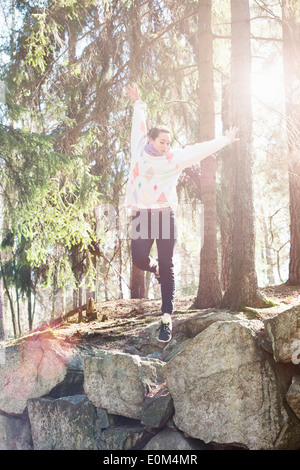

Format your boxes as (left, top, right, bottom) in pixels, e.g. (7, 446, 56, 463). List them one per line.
(158, 314, 172, 342)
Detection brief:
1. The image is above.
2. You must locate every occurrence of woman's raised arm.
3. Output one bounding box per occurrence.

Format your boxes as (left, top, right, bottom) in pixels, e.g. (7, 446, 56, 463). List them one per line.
(125, 83, 140, 102)
(125, 83, 147, 158)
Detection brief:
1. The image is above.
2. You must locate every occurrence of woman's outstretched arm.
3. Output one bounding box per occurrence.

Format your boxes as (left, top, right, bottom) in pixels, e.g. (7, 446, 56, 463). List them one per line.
(172, 127, 239, 171)
(125, 83, 148, 158)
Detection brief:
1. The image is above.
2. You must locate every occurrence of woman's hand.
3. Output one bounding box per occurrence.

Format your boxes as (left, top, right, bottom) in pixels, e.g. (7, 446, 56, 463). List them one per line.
(125, 83, 140, 102)
(225, 126, 239, 144)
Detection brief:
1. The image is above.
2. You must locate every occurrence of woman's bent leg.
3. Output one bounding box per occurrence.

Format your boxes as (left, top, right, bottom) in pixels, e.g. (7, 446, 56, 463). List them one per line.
(131, 237, 156, 273)
(131, 210, 157, 273)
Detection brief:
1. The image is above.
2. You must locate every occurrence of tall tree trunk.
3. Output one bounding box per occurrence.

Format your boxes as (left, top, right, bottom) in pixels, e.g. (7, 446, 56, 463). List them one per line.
(221, 0, 265, 310)
(129, 0, 145, 299)
(0, 278, 4, 341)
(28, 290, 32, 331)
(1, 267, 17, 338)
(193, 0, 222, 308)
(219, 80, 234, 292)
(282, 0, 300, 285)
(15, 272, 21, 336)
(0, 196, 5, 340)
(131, 264, 145, 299)
(259, 200, 275, 285)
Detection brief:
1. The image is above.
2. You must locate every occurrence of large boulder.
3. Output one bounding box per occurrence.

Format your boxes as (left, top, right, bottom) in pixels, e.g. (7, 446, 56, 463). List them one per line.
(264, 305, 300, 363)
(141, 383, 174, 428)
(0, 330, 80, 415)
(27, 394, 97, 450)
(165, 319, 300, 450)
(0, 413, 32, 450)
(84, 351, 165, 420)
(175, 310, 243, 338)
(143, 429, 208, 451)
(98, 424, 152, 450)
(286, 376, 300, 420)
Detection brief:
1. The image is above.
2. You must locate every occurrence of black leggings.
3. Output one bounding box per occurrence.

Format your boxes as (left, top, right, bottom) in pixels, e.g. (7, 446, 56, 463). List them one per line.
(131, 208, 177, 314)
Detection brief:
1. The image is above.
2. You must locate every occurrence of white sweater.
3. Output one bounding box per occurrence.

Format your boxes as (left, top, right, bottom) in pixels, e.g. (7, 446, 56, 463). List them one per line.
(126, 100, 231, 210)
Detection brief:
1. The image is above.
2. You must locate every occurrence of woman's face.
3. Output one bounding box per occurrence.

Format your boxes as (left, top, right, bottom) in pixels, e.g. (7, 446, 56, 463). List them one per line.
(150, 132, 170, 154)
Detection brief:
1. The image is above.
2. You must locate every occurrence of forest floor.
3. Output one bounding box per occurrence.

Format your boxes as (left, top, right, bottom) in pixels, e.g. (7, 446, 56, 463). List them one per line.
(42, 283, 300, 355)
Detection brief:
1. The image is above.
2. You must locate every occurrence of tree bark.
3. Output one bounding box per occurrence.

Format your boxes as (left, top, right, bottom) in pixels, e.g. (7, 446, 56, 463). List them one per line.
(129, 0, 145, 299)
(130, 264, 146, 299)
(282, 0, 300, 285)
(193, 0, 222, 308)
(1, 266, 17, 338)
(221, 0, 265, 310)
(259, 200, 276, 285)
(0, 278, 4, 341)
(219, 80, 234, 292)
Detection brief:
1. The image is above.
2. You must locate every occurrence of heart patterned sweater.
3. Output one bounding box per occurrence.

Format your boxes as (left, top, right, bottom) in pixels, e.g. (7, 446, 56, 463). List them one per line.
(126, 99, 231, 210)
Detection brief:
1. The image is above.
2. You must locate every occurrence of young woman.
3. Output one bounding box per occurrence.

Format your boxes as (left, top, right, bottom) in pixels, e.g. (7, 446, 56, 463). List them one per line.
(125, 83, 238, 342)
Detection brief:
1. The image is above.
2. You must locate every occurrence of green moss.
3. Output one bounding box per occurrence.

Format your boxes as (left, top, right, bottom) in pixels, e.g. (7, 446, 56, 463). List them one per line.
(261, 298, 278, 308)
(238, 297, 278, 313)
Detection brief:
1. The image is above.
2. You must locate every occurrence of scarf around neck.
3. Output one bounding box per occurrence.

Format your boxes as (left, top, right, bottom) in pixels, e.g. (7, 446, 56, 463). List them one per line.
(144, 141, 166, 157)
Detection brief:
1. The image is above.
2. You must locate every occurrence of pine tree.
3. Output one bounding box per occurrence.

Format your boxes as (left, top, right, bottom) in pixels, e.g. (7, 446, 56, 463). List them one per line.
(282, 0, 300, 285)
(221, 0, 266, 310)
(193, 0, 222, 308)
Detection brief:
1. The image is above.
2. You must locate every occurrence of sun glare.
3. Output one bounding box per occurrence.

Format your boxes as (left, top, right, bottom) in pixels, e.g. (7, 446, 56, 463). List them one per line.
(252, 64, 285, 107)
